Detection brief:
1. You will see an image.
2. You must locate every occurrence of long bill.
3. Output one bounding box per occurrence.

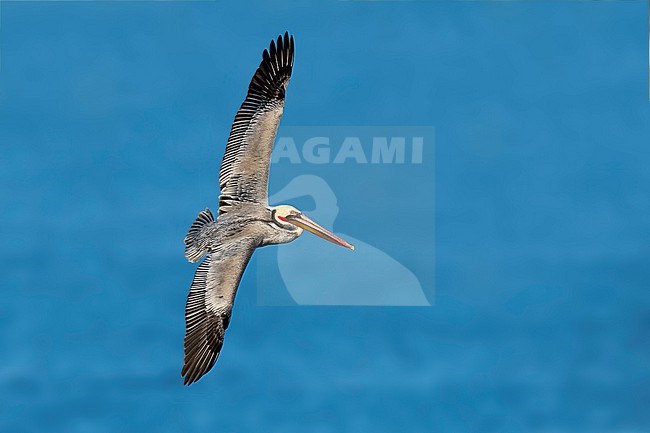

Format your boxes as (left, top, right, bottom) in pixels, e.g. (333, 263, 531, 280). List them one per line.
(285, 213, 355, 250)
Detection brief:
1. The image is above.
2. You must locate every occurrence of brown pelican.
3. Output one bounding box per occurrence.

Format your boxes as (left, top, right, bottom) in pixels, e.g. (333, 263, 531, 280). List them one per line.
(181, 32, 354, 385)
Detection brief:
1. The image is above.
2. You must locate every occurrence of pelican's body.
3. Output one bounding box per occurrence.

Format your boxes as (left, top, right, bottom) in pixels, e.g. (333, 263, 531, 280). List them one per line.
(184, 203, 300, 264)
(181, 33, 353, 385)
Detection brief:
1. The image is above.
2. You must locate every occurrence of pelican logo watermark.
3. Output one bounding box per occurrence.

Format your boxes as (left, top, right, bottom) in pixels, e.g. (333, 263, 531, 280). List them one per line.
(256, 126, 435, 306)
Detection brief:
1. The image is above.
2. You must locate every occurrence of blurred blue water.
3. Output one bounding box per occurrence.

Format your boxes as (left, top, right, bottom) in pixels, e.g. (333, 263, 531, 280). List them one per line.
(1, 2, 649, 432)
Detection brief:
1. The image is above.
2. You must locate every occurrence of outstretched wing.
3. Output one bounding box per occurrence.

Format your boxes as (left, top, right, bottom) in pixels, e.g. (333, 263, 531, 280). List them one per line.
(218, 32, 295, 215)
(181, 239, 256, 385)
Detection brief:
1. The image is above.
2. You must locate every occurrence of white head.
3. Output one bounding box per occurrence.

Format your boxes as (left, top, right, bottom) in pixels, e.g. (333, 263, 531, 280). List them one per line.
(271, 205, 304, 235)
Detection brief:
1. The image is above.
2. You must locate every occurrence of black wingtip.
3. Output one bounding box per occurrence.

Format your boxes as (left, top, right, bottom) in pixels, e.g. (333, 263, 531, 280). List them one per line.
(246, 32, 295, 101)
(182, 370, 196, 386)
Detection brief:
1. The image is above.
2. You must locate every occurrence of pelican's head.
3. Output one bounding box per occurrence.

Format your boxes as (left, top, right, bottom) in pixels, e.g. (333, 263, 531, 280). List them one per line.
(271, 204, 354, 250)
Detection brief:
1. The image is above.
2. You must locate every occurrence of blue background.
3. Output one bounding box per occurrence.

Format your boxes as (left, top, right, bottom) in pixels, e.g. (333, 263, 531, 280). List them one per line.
(1, 1, 649, 432)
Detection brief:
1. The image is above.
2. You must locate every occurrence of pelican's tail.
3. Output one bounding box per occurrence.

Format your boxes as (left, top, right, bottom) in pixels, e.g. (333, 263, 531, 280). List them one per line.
(184, 208, 214, 263)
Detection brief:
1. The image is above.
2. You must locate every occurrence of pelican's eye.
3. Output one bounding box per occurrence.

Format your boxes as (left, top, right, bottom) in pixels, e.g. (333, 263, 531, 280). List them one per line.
(287, 210, 301, 219)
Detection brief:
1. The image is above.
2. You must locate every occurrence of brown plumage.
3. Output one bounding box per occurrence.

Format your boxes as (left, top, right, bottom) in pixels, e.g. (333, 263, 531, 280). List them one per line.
(182, 32, 353, 385)
(181, 33, 296, 385)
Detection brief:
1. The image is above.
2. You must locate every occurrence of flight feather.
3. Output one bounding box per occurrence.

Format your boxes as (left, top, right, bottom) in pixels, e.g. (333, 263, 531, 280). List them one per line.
(218, 32, 295, 214)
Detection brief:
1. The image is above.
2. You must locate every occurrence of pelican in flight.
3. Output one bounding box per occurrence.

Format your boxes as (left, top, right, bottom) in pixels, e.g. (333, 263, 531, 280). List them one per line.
(181, 33, 354, 385)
